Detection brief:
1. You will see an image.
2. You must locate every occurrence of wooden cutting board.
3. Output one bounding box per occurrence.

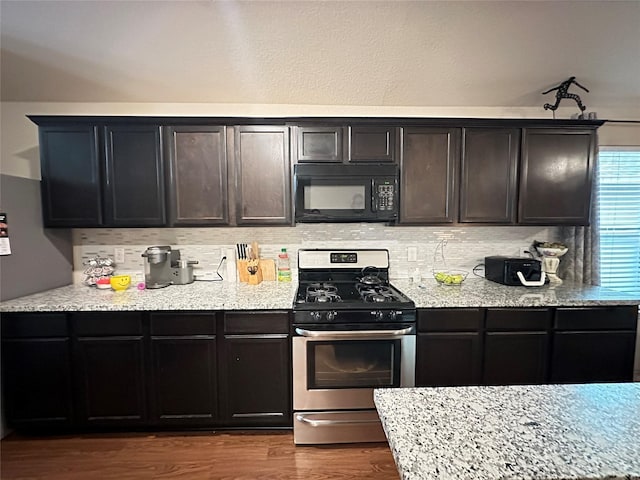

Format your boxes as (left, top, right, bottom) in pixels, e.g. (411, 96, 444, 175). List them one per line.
(259, 259, 276, 281)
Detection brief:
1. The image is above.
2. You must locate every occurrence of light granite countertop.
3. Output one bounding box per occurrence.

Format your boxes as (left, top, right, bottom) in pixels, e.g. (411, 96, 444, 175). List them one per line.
(0, 281, 297, 312)
(394, 278, 639, 308)
(0, 278, 637, 313)
(374, 383, 640, 480)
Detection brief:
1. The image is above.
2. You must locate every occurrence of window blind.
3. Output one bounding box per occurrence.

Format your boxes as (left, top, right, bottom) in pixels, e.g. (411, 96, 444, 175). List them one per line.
(597, 149, 640, 292)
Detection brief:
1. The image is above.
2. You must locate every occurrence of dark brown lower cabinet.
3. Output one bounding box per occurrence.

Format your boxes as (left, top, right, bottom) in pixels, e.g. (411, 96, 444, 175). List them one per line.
(2, 338, 73, 427)
(149, 313, 217, 425)
(416, 333, 482, 386)
(550, 306, 638, 384)
(73, 312, 147, 426)
(75, 337, 147, 426)
(219, 312, 291, 427)
(483, 308, 551, 385)
(484, 332, 548, 385)
(1, 313, 73, 427)
(550, 331, 636, 383)
(415, 308, 483, 386)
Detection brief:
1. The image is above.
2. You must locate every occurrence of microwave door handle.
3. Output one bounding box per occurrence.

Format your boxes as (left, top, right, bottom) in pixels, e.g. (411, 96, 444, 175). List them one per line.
(371, 179, 377, 212)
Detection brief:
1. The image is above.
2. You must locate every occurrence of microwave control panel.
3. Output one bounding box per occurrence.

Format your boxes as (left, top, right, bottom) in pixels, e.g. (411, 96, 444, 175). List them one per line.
(375, 182, 396, 211)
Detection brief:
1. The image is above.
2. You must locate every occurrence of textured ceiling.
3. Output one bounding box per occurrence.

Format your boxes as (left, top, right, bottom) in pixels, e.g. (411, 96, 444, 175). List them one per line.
(1, 0, 639, 108)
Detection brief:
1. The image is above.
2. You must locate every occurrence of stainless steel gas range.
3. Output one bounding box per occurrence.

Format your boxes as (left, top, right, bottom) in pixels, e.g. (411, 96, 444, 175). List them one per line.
(292, 249, 416, 445)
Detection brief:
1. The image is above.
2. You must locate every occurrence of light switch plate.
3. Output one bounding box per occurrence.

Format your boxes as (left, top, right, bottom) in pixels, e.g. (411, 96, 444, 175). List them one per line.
(407, 246, 417, 262)
(114, 247, 125, 264)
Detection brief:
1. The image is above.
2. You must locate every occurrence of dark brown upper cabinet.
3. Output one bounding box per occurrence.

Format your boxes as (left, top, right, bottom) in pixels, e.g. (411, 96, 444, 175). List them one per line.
(38, 123, 166, 227)
(104, 125, 166, 226)
(233, 126, 292, 225)
(399, 127, 460, 224)
(519, 128, 595, 225)
(166, 126, 228, 226)
(294, 126, 344, 163)
(348, 126, 397, 163)
(39, 125, 103, 227)
(459, 128, 520, 224)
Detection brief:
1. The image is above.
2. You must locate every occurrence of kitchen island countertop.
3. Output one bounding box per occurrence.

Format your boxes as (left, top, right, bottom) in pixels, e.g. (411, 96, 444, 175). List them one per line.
(0, 278, 637, 312)
(374, 383, 640, 480)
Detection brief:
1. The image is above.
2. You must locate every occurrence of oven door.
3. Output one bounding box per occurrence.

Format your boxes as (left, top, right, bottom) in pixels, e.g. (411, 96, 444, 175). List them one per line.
(292, 324, 416, 411)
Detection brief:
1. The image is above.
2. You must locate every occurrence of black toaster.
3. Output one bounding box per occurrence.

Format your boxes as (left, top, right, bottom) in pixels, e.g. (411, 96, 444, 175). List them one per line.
(484, 256, 543, 286)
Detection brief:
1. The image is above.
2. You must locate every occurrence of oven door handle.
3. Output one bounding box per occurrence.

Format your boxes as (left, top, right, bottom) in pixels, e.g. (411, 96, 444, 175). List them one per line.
(295, 414, 381, 427)
(294, 326, 413, 338)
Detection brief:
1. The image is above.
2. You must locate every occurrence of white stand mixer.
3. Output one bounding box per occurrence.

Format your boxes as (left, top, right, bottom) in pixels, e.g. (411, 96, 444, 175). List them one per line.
(535, 244, 568, 284)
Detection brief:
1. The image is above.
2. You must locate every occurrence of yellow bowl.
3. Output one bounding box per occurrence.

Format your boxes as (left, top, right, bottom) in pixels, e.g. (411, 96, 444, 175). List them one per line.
(110, 275, 131, 291)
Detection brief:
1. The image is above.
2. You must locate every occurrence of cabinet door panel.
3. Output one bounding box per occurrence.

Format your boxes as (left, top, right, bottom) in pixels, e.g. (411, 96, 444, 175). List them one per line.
(416, 332, 481, 386)
(460, 128, 519, 223)
(2, 338, 73, 426)
(39, 125, 102, 226)
(235, 126, 291, 225)
(151, 337, 217, 424)
(551, 331, 636, 383)
(220, 335, 291, 426)
(349, 126, 396, 162)
(104, 125, 165, 226)
(400, 127, 460, 224)
(417, 308, 483, 332)
(519, 129, 594, 225)
(76, 337, 146, 425)
(167, 126, 228, 225)
(296, 126, 343, 162)
(484, 332, 548, 385)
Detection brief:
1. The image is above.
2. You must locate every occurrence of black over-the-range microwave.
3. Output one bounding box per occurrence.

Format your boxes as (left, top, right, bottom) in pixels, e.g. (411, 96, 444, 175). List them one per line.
(294, 163, 399, 222)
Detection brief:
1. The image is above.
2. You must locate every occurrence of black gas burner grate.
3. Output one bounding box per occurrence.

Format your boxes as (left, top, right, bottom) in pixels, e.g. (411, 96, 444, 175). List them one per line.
(306, 283, 342, 303)
(356, 284, 401, 303)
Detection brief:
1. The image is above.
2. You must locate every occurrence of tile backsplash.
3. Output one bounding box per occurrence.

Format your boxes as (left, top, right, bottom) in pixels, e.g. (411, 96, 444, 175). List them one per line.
(73, 224, 560, 284)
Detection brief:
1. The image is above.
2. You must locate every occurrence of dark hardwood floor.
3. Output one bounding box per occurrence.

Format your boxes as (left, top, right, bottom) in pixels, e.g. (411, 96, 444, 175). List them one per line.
(0, 430, 399, 480)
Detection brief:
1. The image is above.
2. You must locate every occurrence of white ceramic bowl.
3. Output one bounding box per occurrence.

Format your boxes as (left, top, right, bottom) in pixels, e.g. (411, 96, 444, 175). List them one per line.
(536, 246, 568, 257)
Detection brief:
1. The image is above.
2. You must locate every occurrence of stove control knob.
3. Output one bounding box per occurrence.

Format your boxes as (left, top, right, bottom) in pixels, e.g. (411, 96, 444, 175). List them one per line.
(371, 310, 385, 321)
(310, 311, 323, 321)
(326, 310, 338, 321)
(389, 310, 399, 320)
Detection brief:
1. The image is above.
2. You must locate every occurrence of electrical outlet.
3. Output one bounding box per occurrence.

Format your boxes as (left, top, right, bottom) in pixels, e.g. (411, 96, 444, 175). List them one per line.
(114, 248, 125, 264)
(407, 246, 418, 262)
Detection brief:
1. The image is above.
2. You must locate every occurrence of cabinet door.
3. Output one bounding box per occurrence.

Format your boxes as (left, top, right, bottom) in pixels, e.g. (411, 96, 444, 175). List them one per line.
(219, 335, 291, 426)
(2, 338, 74, 427)
(75, 337, 147, 425)
(39, 125, 102, 226)
(460, 128, 519, 223)
(166, 126, 228, 225)
(551, 331, 636, 383)
(519, 129, 595, 225)
(234, 126, 291, 225)
(400, 127, 460, 224)
(416, 332, 481, 386)
(484, 332, 549, 385)
(295, 126, 343, 163)
(349, 126, 396, 162)
(104, 125, 166, 226)
(150, 337, 217, 425)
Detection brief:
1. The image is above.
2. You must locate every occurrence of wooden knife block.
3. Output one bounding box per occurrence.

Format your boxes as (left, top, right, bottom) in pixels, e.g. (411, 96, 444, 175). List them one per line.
(237, 259, 276, 283)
